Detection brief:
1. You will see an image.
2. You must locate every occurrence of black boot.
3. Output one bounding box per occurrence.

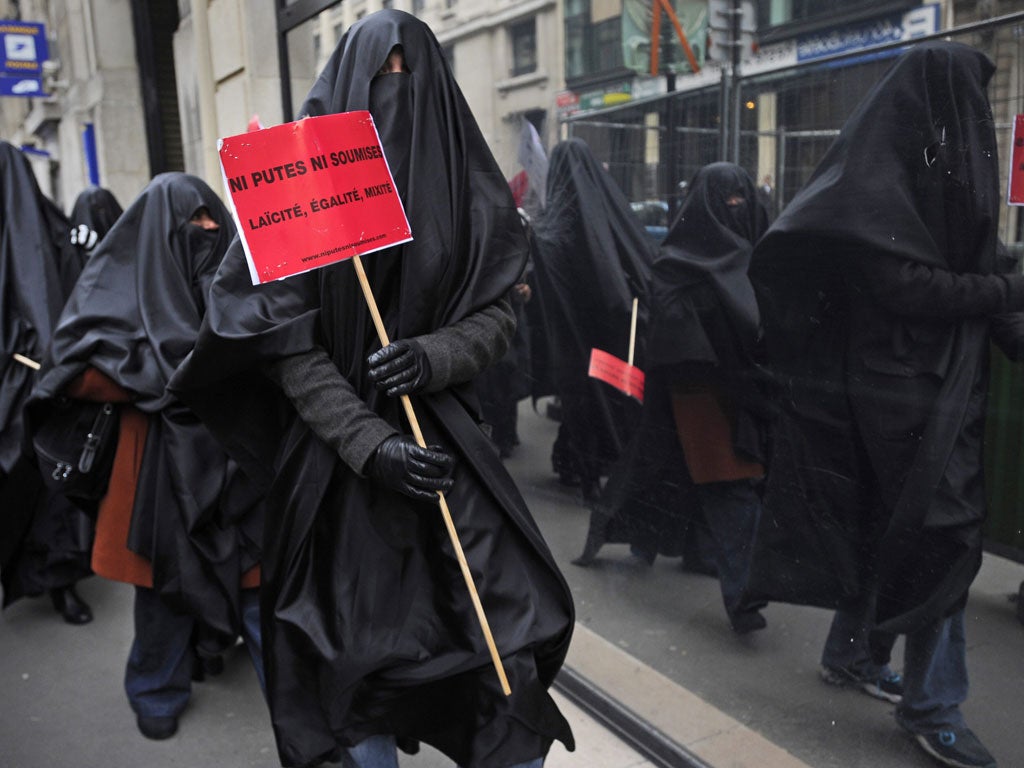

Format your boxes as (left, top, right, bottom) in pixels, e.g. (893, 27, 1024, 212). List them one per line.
(49, 585, 93, 625)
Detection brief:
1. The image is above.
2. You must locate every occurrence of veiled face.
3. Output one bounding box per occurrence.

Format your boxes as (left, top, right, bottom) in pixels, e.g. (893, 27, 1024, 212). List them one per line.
(189, 207, 220, 231)
(376, 45, 409, 77)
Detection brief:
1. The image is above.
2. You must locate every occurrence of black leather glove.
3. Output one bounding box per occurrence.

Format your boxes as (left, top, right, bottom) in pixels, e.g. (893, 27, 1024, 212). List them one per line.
(367, 339, 432, 397)
(366, 435, 454, 501)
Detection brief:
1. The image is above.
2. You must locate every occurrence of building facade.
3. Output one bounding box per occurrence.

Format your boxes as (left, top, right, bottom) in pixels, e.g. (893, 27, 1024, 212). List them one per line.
(0, 0, 564, 206)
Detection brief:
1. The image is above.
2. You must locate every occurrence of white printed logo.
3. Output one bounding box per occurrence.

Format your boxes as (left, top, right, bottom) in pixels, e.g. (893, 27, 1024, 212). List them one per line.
(70, 224, 99, 251)
(5, 34, 37, 61)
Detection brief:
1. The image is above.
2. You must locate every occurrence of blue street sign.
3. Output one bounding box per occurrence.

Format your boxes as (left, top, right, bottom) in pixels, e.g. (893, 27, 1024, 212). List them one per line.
(0, 75, 44, 97)
(1, 20, 48, 76)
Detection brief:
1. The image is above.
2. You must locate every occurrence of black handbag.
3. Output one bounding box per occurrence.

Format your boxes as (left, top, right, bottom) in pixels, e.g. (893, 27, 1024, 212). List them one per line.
(31, 397, 120, 514)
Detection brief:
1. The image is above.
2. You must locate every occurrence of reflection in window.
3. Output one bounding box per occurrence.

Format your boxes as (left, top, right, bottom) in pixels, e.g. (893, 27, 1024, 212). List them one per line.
(510, 18, 537, 77)
(563, 0, 623, 80)
(565, 0, 587, 79)
(594, 17, 621, 72)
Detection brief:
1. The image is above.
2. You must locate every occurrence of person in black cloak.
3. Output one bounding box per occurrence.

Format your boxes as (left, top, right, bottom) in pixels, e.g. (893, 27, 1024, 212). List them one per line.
(28, 172, 264, 741)
(576, 163, 773, 634)
(168, 10, 574, 768)
(530, 138, 654, 500)
(0, 140, 94, 625)
(748, 42, 1024, 768)
(68, 185, 123, 257)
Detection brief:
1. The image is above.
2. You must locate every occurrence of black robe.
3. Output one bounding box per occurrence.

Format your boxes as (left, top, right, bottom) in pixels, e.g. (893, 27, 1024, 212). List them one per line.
(27, 173, 262, 646)
(578, 163, 772, 563)
(0, 141, 90, 603)
(531, 138, 654, 493)
(747, 42, 1020, 637)
(169, 11, 573, 768)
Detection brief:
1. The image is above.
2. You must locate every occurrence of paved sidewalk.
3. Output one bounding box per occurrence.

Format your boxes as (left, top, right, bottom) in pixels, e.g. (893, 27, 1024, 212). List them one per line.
(2, 398, 1021, 768)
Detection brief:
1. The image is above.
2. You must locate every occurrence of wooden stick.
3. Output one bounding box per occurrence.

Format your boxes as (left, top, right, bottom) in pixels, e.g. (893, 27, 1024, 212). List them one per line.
(351, 254, 512, 696)
(13, 353, 41, 370)
(627, 298, 639, 367)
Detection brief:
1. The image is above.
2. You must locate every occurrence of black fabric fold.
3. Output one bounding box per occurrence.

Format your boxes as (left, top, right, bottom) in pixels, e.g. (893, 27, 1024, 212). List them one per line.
(0, 141, 91, 604)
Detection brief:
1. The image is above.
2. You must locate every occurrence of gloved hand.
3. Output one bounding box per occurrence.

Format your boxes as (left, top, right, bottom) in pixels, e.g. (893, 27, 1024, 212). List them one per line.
(367, 435, 454, 501)
(367, 339, 432, 397)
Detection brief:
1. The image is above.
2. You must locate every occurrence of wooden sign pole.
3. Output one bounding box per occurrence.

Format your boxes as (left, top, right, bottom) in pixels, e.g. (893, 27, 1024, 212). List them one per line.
(13, 353, 41, 370)
(351, 254, 512, 696)
(627, 297, 639, 367)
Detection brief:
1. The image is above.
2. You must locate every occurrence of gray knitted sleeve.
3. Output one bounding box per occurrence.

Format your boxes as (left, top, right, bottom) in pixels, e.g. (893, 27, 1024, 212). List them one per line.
(264, 347, 397, 475)
(416, 298, 516, 392)
(263, 298, 515, 471)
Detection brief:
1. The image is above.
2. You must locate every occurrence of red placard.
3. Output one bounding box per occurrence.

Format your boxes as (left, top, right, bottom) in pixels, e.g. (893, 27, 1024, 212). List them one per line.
(1009, 114, 1024, 206)
(588, 348, 645, 403)
(219, 111, 412, 284)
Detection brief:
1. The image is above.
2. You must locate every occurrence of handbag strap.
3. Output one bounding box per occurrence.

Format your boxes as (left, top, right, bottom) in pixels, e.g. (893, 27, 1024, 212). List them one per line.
(78, 403, 116, 473)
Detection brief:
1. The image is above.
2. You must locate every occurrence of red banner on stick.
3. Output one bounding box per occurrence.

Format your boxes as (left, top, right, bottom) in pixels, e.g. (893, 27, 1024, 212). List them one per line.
(1009, 114, 1024, 205)
(219, 111, 412, 284)
(588, 348, 645, 403)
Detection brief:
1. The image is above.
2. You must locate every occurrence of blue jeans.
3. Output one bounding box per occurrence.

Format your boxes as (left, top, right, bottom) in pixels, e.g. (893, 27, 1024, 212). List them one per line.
(124, 586, 264, 718)
(696, 479, 762, 617)
(822, 602, 967, 732)
(342, 735, 544, 768)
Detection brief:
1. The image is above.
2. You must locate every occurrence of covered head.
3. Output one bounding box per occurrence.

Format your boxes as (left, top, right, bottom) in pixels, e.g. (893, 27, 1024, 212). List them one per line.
(34, 172, 234, 411)
(648, 162, 769, 369)
(297, 9, 526, 339)
(754, 41, 998, 277)
(69, 186, 124, 254)
(534, 137, 653, 303)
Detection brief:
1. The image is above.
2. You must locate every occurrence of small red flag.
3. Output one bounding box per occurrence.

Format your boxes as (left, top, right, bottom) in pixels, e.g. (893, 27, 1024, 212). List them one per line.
(588, 348, 645, 403)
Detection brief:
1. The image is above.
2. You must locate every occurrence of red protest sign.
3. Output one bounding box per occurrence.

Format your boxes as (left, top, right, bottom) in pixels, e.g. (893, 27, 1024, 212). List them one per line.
(588, 348, 645, 403)
(1009, 115, 1024, 206)
(219, 111, 412, 284)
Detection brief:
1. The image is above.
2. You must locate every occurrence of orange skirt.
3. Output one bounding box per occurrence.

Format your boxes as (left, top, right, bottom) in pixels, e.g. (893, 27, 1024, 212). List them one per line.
(89, 406, 261, 588)
(671, 388, 764, 485)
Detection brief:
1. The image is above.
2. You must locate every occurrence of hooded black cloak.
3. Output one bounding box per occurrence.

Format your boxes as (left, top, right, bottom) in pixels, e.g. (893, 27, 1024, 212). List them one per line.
(27, 173, 261, 643)
(0, 141, 91, 603)
(577, 163, 772, 563)
(530, 138, 654, 494)
(747, 42, 1016, 636)
(0, 142, 84, 473)
(169, 11, 573, 768)
(68, 185, 123, 257)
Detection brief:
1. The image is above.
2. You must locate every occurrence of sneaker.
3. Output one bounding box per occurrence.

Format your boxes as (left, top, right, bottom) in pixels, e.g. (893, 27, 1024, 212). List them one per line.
(914, 728, 997, 768)
(820, 665, 904, 703)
